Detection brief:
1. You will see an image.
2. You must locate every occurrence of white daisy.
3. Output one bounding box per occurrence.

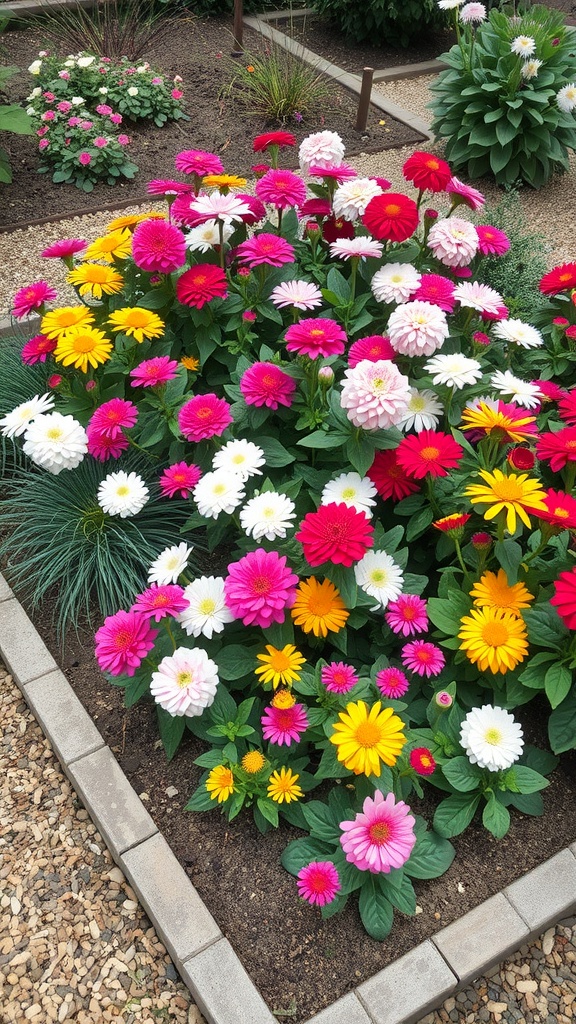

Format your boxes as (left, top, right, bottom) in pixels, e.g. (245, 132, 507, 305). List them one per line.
(453, 281, 504, 316)
(148, 542, 193, 585)
(424, 353, 483, 389)
(395, 388, 444, 432)
(193, 470, 245, 519)
(371, 263, 421, 305)
(212, 439, 265, 482)
(329, 237, 383, 261)
(354, 550, 404, 611)
(22, 411, 87, 475)
(299, 130, 345, 174)
(331, 178, 383, 221)
(511, 36, 536, 57)
(150, 647, 219, 718)
(189, 192, 251, 225)
(492, 318, 544, 349)
(521, 59, 543, 80)
(269, 280, 323, 311)
(97, 470, 149, 517)
(240, 491, 296, 541)
(460, 704, 524, 771)
(557, 83, 576, 113)
(186, 219, 233, 252)
(321, 472, 377, 518)
(438, 0, 465, 8)
(490, 371, 542, 409)
(177, 576, 234, 638)
(0, 393, 54, 438)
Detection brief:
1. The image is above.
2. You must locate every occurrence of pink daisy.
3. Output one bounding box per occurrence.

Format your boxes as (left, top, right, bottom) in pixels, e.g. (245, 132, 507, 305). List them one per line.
(21, 334, 57, 365)
(375, 667, 410, 699)
(236, 233, 295, 268)
(94, 609, 158, 677)
(240, 362, 297, 410)
(340, 791, 416, 874)
(256, 168, 307, 208)
(411, 273, 456, 313)
(261, 702, 309, 746)
(321, 662, 359, 694)
(130, 356, 179, 388)
(537, 380, 567, 403)
(224, 549, 298, 628)
(178, 393, 232, 442)
(401, 640, 445, 678)
(89, 399, 138, 439)
(299, 198, 332, 219)
(284, 318, 347, 359)
(297, 861, 341, 907)
(384, 594, 428, 636)
(87, 427, 130, 462)
(131, 219, 187, 274)
(159, 461, 202, 499)
(147, 179, 193, 196)
(308, 162, 357, 183)
(131, 584, 189, 622)
(475, 225, 510, 256)
(348, 334, 395, 368)
(174, 149, 224, 176)
(12, 281, 57, 319)
(446, 176, 485, 210)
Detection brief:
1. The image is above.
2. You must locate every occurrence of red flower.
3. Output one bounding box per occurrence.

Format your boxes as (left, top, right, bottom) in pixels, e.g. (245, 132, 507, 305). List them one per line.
(539, 262, 576, 295)
(402, 151, 452, 193)
(507, 446, 536, 471)
(409, 747, 436, 776)
(362, 193, 419, 243)
(536, 428, 576, 472)
(296, 502, 374, 567)
(253, 131, 296, 152)
(551, 566, 576, 629)
(176, 264, 228, 309)
(396, 431, 464, 479)
(530, 489, 576, 530)
(322, 215, 355, 243)
(433, 513, 471, 534)
(558, 390, 576, 425)
(367, 449, 420, 502)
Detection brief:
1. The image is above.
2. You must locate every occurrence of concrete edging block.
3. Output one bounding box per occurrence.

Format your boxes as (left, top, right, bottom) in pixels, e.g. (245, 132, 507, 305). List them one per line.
(505, 848, 576, 936)
(24, 668, 106, 766)
(356, 939, 457, 1024)
(0, 597, 59, 686)
(431, 893, 530, 984)
(0, 574, 14, 603)
(0, 314, 40, 339)
(180, 938, 277, 1024)
(305, 991, 374, 1024)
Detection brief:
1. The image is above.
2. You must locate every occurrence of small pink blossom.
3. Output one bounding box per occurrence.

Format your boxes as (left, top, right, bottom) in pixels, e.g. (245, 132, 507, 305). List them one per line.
(384, 594, 428, 636)
(321, 662, 359, 694)
(117, 134, 130, 145)
(41, 110, 55, 121)
(375, 667, 410, 699)
(95, 610, 158, 677)
(38, 139, 50, 151)
(159, 462, 202, 499)
(78, 152, 91, 165)
(96, 104, 113, 115)
(401, 640, 445, 678)
(171, 88, 183, 100)
(110, 113, 123, 125)
(56, 101, 72, 113)
(93, 136, 108, 148)
(131, 584, 189, 622)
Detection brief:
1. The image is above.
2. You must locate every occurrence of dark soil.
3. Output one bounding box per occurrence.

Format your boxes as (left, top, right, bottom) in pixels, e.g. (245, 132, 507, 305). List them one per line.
(1, 13, 425, 231)
(18, 599, 576, 1024)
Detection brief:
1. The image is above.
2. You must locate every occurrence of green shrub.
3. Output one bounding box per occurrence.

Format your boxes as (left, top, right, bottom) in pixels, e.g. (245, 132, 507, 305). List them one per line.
(222, 44, 332, 124)
(312, 0, 445, 47)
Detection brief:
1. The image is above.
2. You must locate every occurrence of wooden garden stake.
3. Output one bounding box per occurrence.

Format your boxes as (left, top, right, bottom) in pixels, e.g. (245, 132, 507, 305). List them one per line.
(232, 0, 244, 56)
(355, 67, 374, 132)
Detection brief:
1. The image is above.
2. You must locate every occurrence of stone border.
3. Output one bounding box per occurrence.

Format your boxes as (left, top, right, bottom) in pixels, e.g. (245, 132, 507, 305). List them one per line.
(1, 568, 576, 1024)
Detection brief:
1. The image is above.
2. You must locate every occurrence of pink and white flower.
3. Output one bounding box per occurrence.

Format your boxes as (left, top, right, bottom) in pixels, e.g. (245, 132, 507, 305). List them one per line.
(332, 178, 383, 221)
(371, 263, 421, 305)
(150, 647, 219, 717)
(340, 359, 411, 430)
(427, 217, 479, 267)
(387, 300, 449, 357)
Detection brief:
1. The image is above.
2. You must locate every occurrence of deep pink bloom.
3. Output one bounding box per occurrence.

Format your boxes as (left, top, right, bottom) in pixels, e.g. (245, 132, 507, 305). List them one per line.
(47, 374, 63, 389)
(340, 791, 416, 874)
(285, 317, 347, 359)
(475, 225, 510, 256)
(111, 115, 124, 126)
(236, 233, 295, 268)
(473, 331, 491, 346)
(78, 152, 91, 166)
(551, 566, 576, 629)
(446, 176, 484, 210)
(80, 121, 93, 130)
(40, 110, 55, 121)
(147, 178, 193, 196)
(240, 362, 296, 410)
(296, 502, 374, 568)
(536, 380, 567, 402)
(409, 747, 436, 776)
(57, 100, 72, 113)
(233, 194, 267, 225)
(242, 310, 257, 322)
(375, 667, 410, 699)
(299, 198, 332, 219)
(132, 219, 186, 274)
(93, 136, 108, 149)
(130, 356, 179, 388)
(95, 609, 158, 676)
(178, 393, 232, 442)
(176, 264, 228, 308)
(536, 428, 576, 471)
(261, 702, 308, 746)
(89, 399, 138, 439)
(385, 595, 428, 636)
(256, 168, 307, 208)
(12, 281, 57, 319)
(297, 861, 341, 906)
(224, 550, 298, 628)
(175, 148, 224, 176)
(38, 139, 50, 151)
(557, 391, 576, 425)
(401, 640, 445, 678)
(411, 273, 456, 313)
(117, 134, 130, 145)
(321, 662, 359, 694)
(253, 130, 296, 152)
(131, 584, 189, 622)
(159, 461, 202, 499)
(171, 88, 183, 100)
(67, 117, 81, 127)
(348, 334, 395, 367)
(87, 426, 130, 462)
(21, 334, 57, 365)
(309, 162, 357, 183)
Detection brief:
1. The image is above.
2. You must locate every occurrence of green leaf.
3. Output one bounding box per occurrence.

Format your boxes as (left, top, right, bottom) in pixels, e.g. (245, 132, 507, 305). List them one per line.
(258, 436, 295, 467)
(505, 765, 549, 795)
(433, 792, 481, 838)
(194, 750, 225, 769)
(544, 663, 572, 709)
(519, 652, 557, 689)
(482, 793, 510, 838)
(380, 871, 417, 915)
(494, 539, 522, 585)
(508, 792, 544, 816)
(345, 432, 376, 476)
(404, 829, 455, 879)
(442, 756, 482, 793)
(358, 877, 394, 940)
(326, 268, 351, 302)
(314, 744, 350, 780)
(427, 593, 469, 634)
(184, 780, 215, 812)
(524, 604, 569, 647)
(0, 104, 33, 134)
(256, 797, 279, 827)
(548, 692, 576, 754)
(406, 505, 434, 542)
(302, 800, 343, 843)
(297, 430, 345, 450)
(215, 645, 257, 681)
(156, 712, 186, 759)
(281, 837, 332, 876)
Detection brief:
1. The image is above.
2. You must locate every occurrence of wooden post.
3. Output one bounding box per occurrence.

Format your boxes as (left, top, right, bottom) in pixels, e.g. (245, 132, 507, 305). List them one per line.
(232, 0, 244, 57)
(355, 67, 374, 132)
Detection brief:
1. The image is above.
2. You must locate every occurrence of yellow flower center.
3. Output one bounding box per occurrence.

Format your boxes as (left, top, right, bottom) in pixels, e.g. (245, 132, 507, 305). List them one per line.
(481, 621, 509, 647)
(199, 598, 216, 615)
(116, 485, 130, 497)
(554, 506, 569, 518)
(72, 333, 98, 353)
(242, 751, 265, 773)
(484, 727, 503, 745)
(341, 487, 356, 499)
(232, 454, 246, 464)
(491, 478, 524, 500)
(213, 483, 226, 495)
(46, 427, 63, 440)
(354, 721, 382, 748)
(124, 310, 150, 328)
(384, 204, 401, 216)
(368, 820, 391, 843)
(369, 569, 387, 584)
(176, 670, 193, 688)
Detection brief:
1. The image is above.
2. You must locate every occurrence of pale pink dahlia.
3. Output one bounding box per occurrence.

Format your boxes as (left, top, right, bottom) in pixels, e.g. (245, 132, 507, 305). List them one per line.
(387, 300, 450, 357)
(131, 584, 189, 622)
(340, 791, 416, 874)
(453, 281, 504, 316)
(428, 217, 479, 268)
(297, 862, 341, 906)
(270, 280, 323, 311)
(340, 359, 411, 430)
(298, 130, 345, 174)
(240, 362, 296, 410)
(329, 237, 383, 261)
(150, 647, 219, 717)
(132, 219, 187, 274)
(224, 549, 298, 628)
(384, 594, 428, 636)
(255, 168, 307, 208)
(95, 609, 158, 677)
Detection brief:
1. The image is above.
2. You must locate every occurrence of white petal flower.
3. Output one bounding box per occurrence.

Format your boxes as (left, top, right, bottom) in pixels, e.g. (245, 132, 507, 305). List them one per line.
(177, 577, 234, 638)
(150, 647, 219, 717)
(299, 130, 345, 173)
(332, 178, 383, 221)
(453, 281, 505, 316)
(460, 3, 486, 24)
(490, 371, 542, 409)
(28, 60, 42, 74)
(521, 59, 543, 80)
(387, 300, 449, 357)
(557, 83, 576, 113)
(270, 280, 323, 311)
(240, 491, 296, 541)
(77, 55, 96, 67)
(186, 219, 232, 252)
(0, 393, 54, 438)
(395, 388, 444, 432)
(340, 359, 411, 430)
(492, 318, 543, 349)
(212, 439, 265, 482)
(127, 86, 139, 97)
(511, 35, 536, 57)
(438, 0, 465, 8)
(424, 353, 483, 389)
(371, 263, 421, 305)
(189, 192, 251, 225)
(428, 217, 479, 267)
(97, 470, 149, 517)
(460, 704, 524, 771)
(148, 542, 193, 585)
(22, 411, 87, 474)
(193, 470, 245, 519)
(354, 550, 404, 610)
(71, 96, 85, 105)
(321, 472, 377, 517)
(329, 237, 383, 260)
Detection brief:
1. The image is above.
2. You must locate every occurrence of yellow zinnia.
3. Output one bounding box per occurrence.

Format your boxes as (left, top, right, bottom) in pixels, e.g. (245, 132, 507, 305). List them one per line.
(458, 606, 529, 674)
(41, 305, 95, 340)
(460, 403, 537, 443)
(330, 700, 407, 777)
(291, 577, 349, 638)
(67, 263, 124, 299)
(271, 688, 296, 709)
(54, 325, 114, 373)
(202, 173, 247, 190)
(108, 307, 165, 343)
(254, 644, 305, 688)
(82, 228, 132, 263)
(206, 765, 235, 803)
(106, 211, 165, 232)
(470, 569, 534, 615)
(181, 355, 200, 371)
(464, 468, 547, 534)
(241, 750, 266, 775)
(267, 767, 303, 804)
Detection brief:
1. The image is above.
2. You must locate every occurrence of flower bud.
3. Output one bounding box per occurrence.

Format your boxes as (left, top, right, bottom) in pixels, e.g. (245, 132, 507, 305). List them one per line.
(434, 690, 453, 709)
(424, 209, 438, 221)
(85, 380, 96, 392)
(318, 365, 334, 386)
(47, 374, 62, 389)
(471, 531, 492, 552)
(472, 331, 490, 346)
(553, 317, 569, 327)
(507, 445, 535, 471)
(242, 310, 257, 322)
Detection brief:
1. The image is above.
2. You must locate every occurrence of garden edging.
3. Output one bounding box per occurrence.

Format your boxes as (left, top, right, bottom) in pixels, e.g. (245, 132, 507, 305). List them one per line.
(1, 568, 576, 1024)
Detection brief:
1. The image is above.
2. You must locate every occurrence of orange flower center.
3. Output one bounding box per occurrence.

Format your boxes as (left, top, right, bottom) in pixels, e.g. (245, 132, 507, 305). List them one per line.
(554, 506, 569, 518)
(368, 821, 391, 844)
(420, 445, 440, 461)
(481, 621, 509, 647)
(354, 721, 381, 747)
(384, 204, 401, 217)
(252, 575, 271, 595)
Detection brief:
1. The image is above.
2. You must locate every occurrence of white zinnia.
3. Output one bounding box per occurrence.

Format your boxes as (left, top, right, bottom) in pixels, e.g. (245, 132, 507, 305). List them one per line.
(424, 353, 483, 389)
(212, 439, 265, 482)
(511, 35, 536, 57)
(460, 2, 486, 23)
(77, 55, 96, 67)
(453, 281, 504, 316)
(270, 280, 323, 310)
(354, 550, 404, 611)
(28, 60, 42, 74)
(371, 263, 421, 305)
(186, 219, 232, 252)
(329, 237, 383, 260)
(240, 491, 296, 541)
(299, 130, 345, 174)
(71, 96, 85, 105)
(177, 577, 234, 638)
(99, 87, 108, 95)
(460, 704, 524, 771)
(150, 647, 219, 718)
(97, 470, 149, 517)
(490, 371, 542, 409)
(492, 318, 543, 349)
(395, 388, 444, 432)
(193, 470, 245, 519)
(321, 472, 377, 518)
(189, 192, 250, 225)
(0, 393, 54, 438)
(438, 0, 465, 8)
(387, 300, 450, 357)
(332, 178, 383, 221)
(127, 86, 139, 97)
(521, 59, 543, 80)
(22, 411, 87, 475)
(557, 83, 576, 113)
(148, 542, 193, 585)
(28, 87, 42, 99)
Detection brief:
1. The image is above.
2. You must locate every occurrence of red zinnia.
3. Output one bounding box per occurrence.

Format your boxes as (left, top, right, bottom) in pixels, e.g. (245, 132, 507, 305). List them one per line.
(536, 428, 576, 472)
(402, 151, 452, 193)
(558, 390, 576, 425)
(507, 446, 536, 471)
(539, 262, 576, 296)
(362, 193, 419, 243)
(409, 747, 436, 776)
(178, 393, 232, 442)
(322, 215, 355, 243)
(285, 317, 347, 359)
(530, 488, 576, 530)
(21, 334, 57, 365)
(253, 131, 296, 152)
(296, 502, 374, 567)
(396, 430, 464, 479)
(433, 513, 471, 535)
(176, 264, 228, 309)
(367, 449, 420, 502)
(551, 566, 576, 629)
(299, 198, 332, 219)
(348, 335, 395, 367)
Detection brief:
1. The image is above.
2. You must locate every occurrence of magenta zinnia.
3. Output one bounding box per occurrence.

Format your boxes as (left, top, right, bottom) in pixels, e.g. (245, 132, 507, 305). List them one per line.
(41, 238, 86, 260)
(476, 225, 510, 256)
(375, 667, 410, 699)
(240, 362, 296, 410)
(401, 640, 445, 678)
(178, 393, 232, 442)
(159, 461, 202, 499)
(87, 427, 129, 462)
(256, 168, 307, 208)
(536, 428, 576, 471)
(285, 318, 347, 359)
(21, 334, 57, 365)
(236, 233, 295, 268)
(13, 281, 57, 319)
(131, 584, 189, 622)
(95, 609, 158, 676)
(296, 502, 374, 568)
(176, 264, 228, 309)
(384, 595, 428, 636)
(174, 148, 224, 176)
(348, 334, 395, 368)
(88, 398, 137, 439)
(130, 356, 179, 388)
(224, 549, 298, 628)
(297, 861, 341, 907)
(261, 702, 308, 746)
(412, 273, 456, 313)
(340, 791, 416, 874)
(551, 566, 576, 629)
(321, 662, 359, 694)
(131, 219, 186, 274)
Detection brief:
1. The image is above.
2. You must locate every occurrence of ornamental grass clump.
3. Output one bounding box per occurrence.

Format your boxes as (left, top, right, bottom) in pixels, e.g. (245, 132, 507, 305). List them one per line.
(4, 131, 576, 938)
(429, 4, 576, 187)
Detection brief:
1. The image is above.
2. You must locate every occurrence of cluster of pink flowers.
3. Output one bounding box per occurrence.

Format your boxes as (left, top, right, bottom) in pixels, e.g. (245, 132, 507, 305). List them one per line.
(87, 398, 137, 462)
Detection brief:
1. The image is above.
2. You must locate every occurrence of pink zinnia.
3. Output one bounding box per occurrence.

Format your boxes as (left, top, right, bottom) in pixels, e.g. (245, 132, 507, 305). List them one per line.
(178, 393, 232, 442)
(236, 233, 295, 268)
(78, 152, 91, 166)
(296, 502, 374, 568)
(94, 609, 158, 676)
(551, 566, 576, 629)
(131, 584, 189, 622)
(261, 702, 308, 746)
(147, 178, 192, 196)
(411, 273, 456, 313)
(340, 791, 416, 874)
(240, 362, 297, 410)
(299, 198, 332, 219)
(234, 193, 267, 226)
(96, 104, 113, 115)
(87, 426, 129, 462)
(12, 281, 57, 318)
(536, 427, 576, 471)
(130, 356, 179, 388)
(321, 662, 359, 694)
(159, 461, 202, 499)
(93, 137, 108, 149)
(297, 861, 341, 906)
(224, 549, 298, 628)
(557, 390, 576, 425)
(401, 640, 445, 678)
(309, 162, 357, 183)
(21, 333, 57, 365)
(446, 176, 485, 210)
(256, 168, 307, 209)
(176, 264, 228, 309)
(475, 225, 510, 256)
(348, 334, 395, 368)
(175, 149, 224, 176)
(534, 380, 566, 402)
(375, 667, 410, 699)
(132, 219, 186, 274)
(89, 398, 138, 439)
(285, 318, 347, 359)
(57, 100, 72, 113)
(385, 595, 428, 636)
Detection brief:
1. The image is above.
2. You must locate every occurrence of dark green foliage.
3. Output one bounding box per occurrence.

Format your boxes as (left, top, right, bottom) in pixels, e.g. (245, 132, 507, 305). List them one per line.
(312, 0, 446, 47)
(476, 190, 549, 320)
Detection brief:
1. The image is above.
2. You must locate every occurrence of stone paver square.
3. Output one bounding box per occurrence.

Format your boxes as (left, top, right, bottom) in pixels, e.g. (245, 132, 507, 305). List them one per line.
(180, 938, 277, 1024)
(432, 893, 530, 984)
(356, 939, 457, 1024)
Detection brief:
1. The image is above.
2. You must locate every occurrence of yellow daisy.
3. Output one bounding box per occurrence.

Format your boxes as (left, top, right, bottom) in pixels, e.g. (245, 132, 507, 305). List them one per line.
(291, 577, 349, 638)
(205, 765, 235, 803)
(181, 355, 200, 371)
(254, 644, 305, 689)
(267, 767, 303, 804)
(41, 305, 95, 340)
(106, 212, 166, 232)
(460, 403, 537, 443)
(464, 468, 547, 534)
(54, 325, 113, 373)
(458, 607, 529, 674)
(67, 263, 124, 299)
(108, 307, 165, 343)
(241, 750, 266, 775)
(202, 173, 247, 191)
(82, 228, 132, 263)
(330, 700, 407, 777)
(470, 569, 534, 615)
